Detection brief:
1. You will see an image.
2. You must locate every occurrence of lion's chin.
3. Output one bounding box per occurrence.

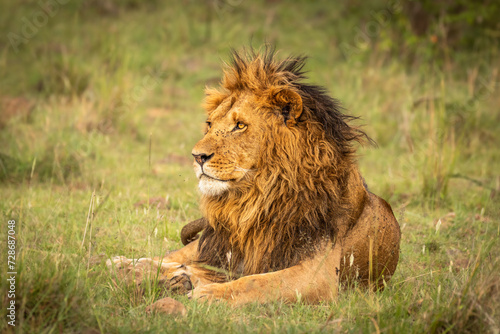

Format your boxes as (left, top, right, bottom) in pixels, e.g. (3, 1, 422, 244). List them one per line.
(198, 177, 230, 197)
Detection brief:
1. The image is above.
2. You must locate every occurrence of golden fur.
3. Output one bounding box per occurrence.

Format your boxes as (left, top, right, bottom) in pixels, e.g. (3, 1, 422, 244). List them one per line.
(195, 48, 371, 277)
(109, 47, 401, 305)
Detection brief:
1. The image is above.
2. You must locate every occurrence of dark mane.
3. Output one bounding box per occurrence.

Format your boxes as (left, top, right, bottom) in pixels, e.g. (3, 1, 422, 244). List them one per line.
(197, 47, 371, 278)
(224, 46, 373, 154)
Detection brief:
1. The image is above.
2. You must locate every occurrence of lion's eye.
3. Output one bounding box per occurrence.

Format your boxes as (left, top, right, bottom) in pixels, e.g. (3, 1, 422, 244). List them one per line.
(233, 122, 247, 132)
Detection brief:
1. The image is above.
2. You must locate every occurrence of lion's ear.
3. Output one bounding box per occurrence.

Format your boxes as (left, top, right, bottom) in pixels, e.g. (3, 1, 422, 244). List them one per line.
(273, 90, 303, 127)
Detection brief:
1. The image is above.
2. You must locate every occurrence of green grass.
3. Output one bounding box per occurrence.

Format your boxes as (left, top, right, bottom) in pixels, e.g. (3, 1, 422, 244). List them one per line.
(1, 1, 499, 333)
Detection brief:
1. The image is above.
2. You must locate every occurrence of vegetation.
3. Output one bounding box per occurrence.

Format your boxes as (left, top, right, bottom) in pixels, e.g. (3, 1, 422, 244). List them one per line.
(1, 0, 499, 333)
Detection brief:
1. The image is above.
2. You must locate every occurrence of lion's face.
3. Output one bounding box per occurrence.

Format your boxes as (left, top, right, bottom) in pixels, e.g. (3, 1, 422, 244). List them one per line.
(192, 92, 265, 197)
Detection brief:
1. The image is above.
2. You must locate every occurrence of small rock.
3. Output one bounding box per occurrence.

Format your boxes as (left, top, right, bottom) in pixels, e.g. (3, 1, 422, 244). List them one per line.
(146, 297, 187, 317)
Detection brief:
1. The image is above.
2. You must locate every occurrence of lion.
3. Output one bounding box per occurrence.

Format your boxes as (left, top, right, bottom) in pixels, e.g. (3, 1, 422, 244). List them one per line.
(108, 47, 401, 306)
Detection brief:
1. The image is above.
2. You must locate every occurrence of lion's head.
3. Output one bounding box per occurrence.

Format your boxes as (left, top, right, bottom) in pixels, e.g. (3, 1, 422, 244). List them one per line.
(191, 89, 266, 197)
(192, 64, 306, 198)
(193, 47, 370, 276)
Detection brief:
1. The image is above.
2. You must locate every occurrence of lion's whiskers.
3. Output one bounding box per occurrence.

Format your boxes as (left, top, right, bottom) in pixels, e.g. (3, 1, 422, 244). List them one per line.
(234, 166, 257, 173)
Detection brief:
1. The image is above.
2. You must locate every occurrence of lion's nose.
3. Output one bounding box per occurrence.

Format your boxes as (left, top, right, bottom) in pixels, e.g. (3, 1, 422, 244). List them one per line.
(192, 152, 214, 167)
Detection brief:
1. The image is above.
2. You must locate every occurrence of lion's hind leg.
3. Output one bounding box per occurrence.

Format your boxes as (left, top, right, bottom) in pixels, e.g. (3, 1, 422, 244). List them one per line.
(190, 241, 343, 306)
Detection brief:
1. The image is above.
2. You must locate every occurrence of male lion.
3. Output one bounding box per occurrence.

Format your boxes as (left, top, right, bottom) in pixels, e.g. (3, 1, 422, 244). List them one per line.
(108, 48, 401, 306)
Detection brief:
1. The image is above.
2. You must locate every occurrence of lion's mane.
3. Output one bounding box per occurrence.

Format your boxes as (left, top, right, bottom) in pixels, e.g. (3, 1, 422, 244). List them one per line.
(197, 47, 371, 278)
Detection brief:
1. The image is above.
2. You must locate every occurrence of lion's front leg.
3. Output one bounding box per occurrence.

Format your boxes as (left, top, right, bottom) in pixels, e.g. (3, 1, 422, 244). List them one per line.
(190, 242, 342, 306)
(106, 256, 187, 289)
(106, 240, 211, 293)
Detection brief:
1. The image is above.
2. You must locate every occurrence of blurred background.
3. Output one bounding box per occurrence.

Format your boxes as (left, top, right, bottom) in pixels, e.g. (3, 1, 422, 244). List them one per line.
(0, 1, 499, 333)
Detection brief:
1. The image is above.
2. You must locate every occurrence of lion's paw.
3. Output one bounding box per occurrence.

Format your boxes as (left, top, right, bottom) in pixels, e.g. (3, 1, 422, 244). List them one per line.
(106, 256, 134, 269)
(161, 264, 194, 294)
(106, 257, 151, 284)
(106, 256, 195, 293)
(167, 273, 193, 294)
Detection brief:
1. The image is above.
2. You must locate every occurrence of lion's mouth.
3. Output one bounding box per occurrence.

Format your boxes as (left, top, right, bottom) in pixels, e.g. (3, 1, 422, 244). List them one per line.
(200, 173, 234, 183)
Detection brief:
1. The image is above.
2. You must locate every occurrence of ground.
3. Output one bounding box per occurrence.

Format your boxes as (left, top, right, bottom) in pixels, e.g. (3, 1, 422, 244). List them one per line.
(0, 1, 499, 333)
